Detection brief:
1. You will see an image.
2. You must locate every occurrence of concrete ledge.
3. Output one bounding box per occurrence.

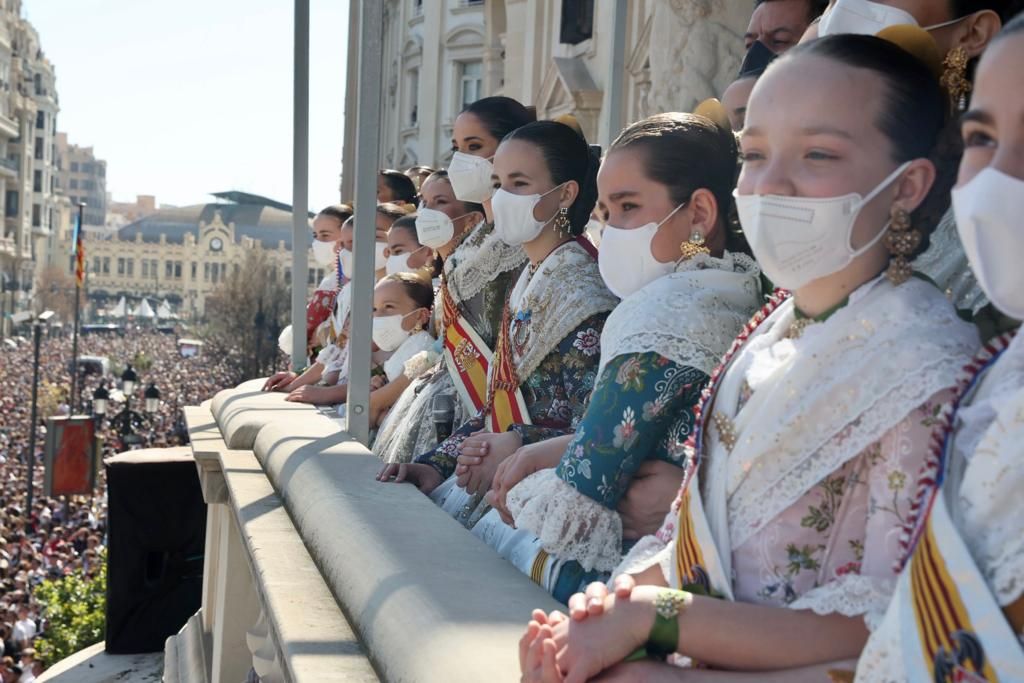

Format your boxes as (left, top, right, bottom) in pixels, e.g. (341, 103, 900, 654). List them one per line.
(163, 611, 209, 683)
(210, 379, 323, 450)
(221, 448, 377, 682)
(253, 422, 562, 683)
(38, 641, 162, 682)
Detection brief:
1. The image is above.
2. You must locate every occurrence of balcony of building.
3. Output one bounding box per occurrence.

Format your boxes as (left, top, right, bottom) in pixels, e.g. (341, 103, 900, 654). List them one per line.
(160, 381, 560, 683)
(0, 155, 18, 178)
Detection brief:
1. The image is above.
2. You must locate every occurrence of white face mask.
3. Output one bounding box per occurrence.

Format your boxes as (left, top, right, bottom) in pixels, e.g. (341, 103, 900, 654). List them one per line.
(491, 184, 565, 246)
(385, 248, 428, 276)
(372, 310, 421, 352)
(598, 204, 687, 299)
(338, 248, 353, 278)
(819, 0, 964, 36)
(311, 238, 336, 266)
(448, 152, 495, 203)
(375, 242, 388, 271)
(416, 207, 457, 249)
(953, 168, 1024, 320)
(735, 161, 911, 291)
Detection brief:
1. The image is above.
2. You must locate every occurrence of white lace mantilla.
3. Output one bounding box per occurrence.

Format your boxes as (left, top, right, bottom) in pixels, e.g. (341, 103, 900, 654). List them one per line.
(383, 331, 436, 383)
(597, 251, 761, 378)
(509, 241, 618, 382)
(703, 276, 979, 561)
(505, 469, 624, 572)
(444, 221, 526, 307)
(788, 573, 895, 631)
(953, 332, 1024, 607)
(915, 207, 987, 314)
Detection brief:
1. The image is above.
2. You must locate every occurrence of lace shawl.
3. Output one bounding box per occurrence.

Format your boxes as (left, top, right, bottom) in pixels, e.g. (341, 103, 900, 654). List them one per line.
(952, 331, 1024, 607)
(507, 240, 618, 382)
(701, 276, 979, 576)
(444, 221, 526, 308)
(382, 331, 436, 383)
(596, 251, 762, 378)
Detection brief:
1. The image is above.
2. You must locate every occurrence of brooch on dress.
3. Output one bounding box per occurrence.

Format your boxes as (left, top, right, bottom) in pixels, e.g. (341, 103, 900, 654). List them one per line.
(512, 309, 532, 358)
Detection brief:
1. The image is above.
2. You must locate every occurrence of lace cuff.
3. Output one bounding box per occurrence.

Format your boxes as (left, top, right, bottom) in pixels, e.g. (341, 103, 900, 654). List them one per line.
(506, 469, 624, 572)
(316, 344, 342, 367)
(788, 573, 896, 631)
(611, 533, 672, 585)
(403, 350, 440, 381)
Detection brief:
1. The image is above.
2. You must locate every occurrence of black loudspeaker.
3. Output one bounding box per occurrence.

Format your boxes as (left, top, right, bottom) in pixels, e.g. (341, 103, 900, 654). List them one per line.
(105, 449, 206, 654)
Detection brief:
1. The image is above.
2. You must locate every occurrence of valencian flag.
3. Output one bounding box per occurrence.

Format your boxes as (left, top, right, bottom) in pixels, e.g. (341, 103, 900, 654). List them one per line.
(71, 211, 85, 286)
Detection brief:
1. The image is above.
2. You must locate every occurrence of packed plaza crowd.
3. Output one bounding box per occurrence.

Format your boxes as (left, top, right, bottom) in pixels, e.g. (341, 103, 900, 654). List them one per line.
(0, 328, 244, 680)
(250, 0, 1024, 679)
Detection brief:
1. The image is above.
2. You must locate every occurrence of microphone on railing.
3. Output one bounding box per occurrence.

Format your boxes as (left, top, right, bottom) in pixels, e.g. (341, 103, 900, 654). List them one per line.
(432, 392, 455, 443)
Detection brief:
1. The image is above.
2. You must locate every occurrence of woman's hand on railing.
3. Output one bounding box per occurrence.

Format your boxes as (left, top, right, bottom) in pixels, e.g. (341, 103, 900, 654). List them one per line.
(263, 371, 297, 392)
(376, 462, 444, 494)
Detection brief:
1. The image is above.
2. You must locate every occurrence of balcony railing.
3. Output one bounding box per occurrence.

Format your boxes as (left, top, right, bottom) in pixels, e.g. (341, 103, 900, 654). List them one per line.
(163, 379, 561, 682)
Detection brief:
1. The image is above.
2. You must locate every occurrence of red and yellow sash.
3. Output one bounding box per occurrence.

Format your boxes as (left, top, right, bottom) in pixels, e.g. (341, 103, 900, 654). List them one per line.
(485, 302, 531, 433)
(441, 283, 492, 413)
(894, 332, 1023, 682)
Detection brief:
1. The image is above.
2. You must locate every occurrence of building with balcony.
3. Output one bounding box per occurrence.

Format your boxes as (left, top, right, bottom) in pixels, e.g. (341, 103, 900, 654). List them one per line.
(375, 0, 487, 172)
(56, 131, 107, 226)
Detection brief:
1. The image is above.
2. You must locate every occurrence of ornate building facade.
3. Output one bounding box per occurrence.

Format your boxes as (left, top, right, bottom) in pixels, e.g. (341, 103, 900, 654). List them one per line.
(0, 0, 61, 316)
(50, 196, 315, 321)
(358, 0, 749, 176)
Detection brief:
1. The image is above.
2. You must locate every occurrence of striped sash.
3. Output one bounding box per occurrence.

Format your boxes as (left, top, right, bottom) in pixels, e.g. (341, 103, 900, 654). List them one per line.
(441, 283, 493, 413)
(485, 301, 531, 433)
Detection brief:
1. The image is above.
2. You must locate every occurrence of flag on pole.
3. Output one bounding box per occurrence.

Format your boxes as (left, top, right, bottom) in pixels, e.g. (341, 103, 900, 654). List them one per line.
(71, 212, 85, 287)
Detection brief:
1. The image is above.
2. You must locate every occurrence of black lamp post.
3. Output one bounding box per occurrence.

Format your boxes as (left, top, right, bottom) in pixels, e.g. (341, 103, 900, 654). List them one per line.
(92, 384, 109, 418)
(112, 364, 157, 447)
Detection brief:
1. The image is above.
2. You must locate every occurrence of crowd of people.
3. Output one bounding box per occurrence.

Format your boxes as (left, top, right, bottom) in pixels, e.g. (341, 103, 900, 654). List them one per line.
(0, 328, 244, 679)
(253, 0, 1024, 679)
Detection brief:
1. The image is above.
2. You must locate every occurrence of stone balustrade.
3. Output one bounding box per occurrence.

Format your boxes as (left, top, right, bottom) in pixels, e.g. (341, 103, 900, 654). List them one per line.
(164, 379, 562, 683)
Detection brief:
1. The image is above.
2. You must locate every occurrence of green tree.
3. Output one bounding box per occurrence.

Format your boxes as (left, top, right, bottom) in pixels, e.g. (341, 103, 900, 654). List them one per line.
(33, 557, 107, 664)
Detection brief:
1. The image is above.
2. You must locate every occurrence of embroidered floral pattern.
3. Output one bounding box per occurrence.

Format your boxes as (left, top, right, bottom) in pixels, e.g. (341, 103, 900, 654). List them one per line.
(573, 328, 601, 357)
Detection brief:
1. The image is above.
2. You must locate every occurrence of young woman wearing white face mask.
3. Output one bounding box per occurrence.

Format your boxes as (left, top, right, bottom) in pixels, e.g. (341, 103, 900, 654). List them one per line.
(372, 116, 529, 464)
(450, 111, 762, 602)
(856, 18, 1024, 682)
(383, 215, 434, 278)
(378, 120, 617, 529)
(365, 273, 437, 429)
(517, 35, 980, 682)
(808, 0, 1012, 318)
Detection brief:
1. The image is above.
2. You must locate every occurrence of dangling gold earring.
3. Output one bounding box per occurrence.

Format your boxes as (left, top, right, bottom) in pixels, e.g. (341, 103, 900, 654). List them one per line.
(553, 207, 571, 238)
(884, 204, 921, 285)
(679, 230, 710, 261)
(940, 46, 971, 112)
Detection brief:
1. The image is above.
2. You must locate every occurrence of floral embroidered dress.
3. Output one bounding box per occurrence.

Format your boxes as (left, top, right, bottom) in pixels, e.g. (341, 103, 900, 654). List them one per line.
(422, 239, 618, 525)
(501, 253, 762, 578)
(372, 221, 525, 462)
(617, 275, 980, 632)
(856, 329, 1024, 682)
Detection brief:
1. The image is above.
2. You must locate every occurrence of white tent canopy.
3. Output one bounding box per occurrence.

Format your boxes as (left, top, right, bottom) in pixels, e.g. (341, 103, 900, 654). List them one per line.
(157, 299, 175, 319)
(133, 298, 155, 319)
(110, 296, 127, 319)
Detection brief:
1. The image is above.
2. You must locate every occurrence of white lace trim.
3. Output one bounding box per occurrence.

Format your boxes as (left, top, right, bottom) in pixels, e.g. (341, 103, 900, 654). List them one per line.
(383, 332, 436, 383)
(788, 573, 896, 630)
(402, 349, 441, 381)
(509, 241, 618, 381)
(914, 207, 987, 314)
(445, 221, 526, 307)
(597, 251, 761, 378)
(316, 343, 343, 368)
(854, 597, 907, 683)
(505, 469, 624, 573)
(611, 533, 673, 585)
(705, 277, 979, 550)
(955, 335, 1024, 606)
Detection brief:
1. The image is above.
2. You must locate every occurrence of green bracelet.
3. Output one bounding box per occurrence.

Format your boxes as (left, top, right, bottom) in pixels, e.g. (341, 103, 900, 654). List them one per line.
(625, 589, 691, 661)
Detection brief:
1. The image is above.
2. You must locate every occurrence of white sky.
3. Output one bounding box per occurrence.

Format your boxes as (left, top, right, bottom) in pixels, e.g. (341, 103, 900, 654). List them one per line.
(24, 0, 349, 212)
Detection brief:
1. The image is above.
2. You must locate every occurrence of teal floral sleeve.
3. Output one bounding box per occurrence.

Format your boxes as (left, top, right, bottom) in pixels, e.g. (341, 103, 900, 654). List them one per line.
(555, 352, 707, 508)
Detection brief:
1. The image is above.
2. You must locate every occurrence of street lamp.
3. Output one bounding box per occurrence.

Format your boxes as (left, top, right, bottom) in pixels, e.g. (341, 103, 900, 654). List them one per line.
(144, 383, 161, 413)
(25, 310, 55, 515)
(92, 384, 109, 417)
(121, 364, 138, 395)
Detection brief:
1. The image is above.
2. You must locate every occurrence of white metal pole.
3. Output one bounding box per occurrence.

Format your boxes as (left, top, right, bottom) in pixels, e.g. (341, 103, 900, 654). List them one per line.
(291, 0, 311, 371)
(346, 0, 383, 444)
(601, 0, 629, 148)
